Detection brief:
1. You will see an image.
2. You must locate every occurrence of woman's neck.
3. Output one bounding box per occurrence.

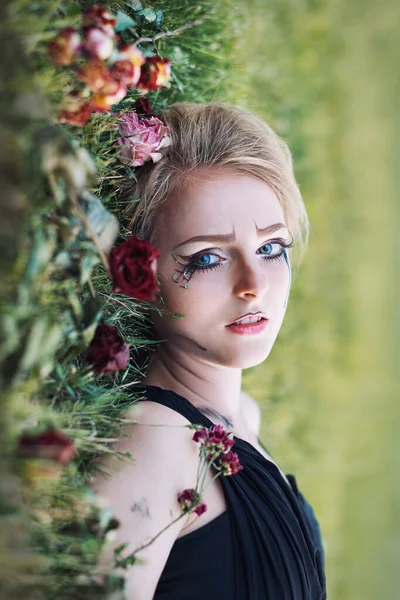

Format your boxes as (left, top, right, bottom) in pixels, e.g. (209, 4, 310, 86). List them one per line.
(142, 343, 243, 423)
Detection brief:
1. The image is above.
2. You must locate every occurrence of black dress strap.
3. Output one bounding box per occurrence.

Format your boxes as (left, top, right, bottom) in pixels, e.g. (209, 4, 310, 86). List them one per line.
(135, 384, 227, 429)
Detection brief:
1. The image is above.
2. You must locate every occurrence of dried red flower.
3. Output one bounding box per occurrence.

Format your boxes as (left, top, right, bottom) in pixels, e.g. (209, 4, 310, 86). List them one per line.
(133, 97, 154, 118)
(16, 429, 75, 465)
(219, 450, 244, 475)
(90, 82, 127, 112)
(137, 56, 172, 92)
(110, 59, 142, 87)
(109, 236, 160, 301)
(192, 424, 243, 476)
(82, 4, 117, 34)
(86, 323, 130, 375)
(177, 488, 207, 516)
(47, 27, 81, 65)
(58, 94, 93, 126)
(76, 59, 116, 93)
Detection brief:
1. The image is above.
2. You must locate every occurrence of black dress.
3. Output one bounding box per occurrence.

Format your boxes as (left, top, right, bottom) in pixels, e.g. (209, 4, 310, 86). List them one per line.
(136, 385, 327, 600)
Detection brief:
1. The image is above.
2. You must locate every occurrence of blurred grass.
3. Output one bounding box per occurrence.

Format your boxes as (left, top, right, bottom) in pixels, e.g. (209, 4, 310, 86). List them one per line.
(218, 1, 400, 598)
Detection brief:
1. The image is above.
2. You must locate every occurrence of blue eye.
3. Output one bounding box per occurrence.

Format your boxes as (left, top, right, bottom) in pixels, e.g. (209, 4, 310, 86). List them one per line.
(193, 253, 219, 267)
(183, 239, 293, 277)
(258, 242, 284, 259)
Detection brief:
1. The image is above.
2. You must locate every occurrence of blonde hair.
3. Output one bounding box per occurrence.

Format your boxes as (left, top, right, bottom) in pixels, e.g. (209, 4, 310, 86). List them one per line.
(121, 101, 309, 265)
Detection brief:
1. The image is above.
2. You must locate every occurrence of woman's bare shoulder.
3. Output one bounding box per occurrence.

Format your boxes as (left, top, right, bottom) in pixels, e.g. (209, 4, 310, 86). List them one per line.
(89, 399, 201, 599)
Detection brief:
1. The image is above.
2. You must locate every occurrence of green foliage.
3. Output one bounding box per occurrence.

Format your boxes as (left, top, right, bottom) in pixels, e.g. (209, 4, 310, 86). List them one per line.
(0, 1, 247, 598)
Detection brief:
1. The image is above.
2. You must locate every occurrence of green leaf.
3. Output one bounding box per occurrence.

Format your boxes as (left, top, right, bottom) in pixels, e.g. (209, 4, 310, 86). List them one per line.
(128, 0, 143, 10)
(114, 10, 137, 33)
(79, 252, 101, 286)
(135, 8, 157, 24)
(154, 10, 164, 32)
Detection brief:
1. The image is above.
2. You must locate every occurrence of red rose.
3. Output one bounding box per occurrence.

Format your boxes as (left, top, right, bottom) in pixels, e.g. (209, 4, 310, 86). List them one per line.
(109, 236, 160, 301)
(133, 97, 154, 118)
(86, 323, 130, 375)
(16, 429, 75, 465)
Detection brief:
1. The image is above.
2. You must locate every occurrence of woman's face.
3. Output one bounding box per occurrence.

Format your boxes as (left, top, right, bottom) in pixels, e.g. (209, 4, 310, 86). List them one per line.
(150, 168, 292, 369)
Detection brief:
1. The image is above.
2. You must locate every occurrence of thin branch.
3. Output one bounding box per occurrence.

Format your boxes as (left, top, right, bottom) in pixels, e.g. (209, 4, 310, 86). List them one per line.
(133, 9, 216, 47)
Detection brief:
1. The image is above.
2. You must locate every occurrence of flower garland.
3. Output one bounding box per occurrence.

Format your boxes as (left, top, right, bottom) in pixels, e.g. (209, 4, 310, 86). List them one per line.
(47, 4, 171, 125)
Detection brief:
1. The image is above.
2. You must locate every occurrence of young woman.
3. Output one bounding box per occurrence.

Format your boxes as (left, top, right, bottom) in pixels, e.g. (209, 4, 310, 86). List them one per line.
(92, 102, 327, 599)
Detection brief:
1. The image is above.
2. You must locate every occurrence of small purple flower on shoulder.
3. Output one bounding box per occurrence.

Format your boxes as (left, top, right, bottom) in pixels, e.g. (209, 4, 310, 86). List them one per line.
(219, 450, 244, 476)
(177, 488, 207, 516)
(191, 423, 243, 476)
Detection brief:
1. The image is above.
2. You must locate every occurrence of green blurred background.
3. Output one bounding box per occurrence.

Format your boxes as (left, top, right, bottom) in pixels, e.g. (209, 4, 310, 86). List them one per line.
(215, 0, 399, 598)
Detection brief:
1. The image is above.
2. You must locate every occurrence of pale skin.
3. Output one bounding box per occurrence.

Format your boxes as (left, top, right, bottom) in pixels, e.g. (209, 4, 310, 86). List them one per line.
(91, 167, 293, 598)
(145, 166, 292, 426)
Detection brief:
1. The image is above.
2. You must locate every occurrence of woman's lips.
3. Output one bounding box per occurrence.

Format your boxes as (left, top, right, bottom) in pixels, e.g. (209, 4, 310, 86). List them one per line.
(225, 319, 269, 335)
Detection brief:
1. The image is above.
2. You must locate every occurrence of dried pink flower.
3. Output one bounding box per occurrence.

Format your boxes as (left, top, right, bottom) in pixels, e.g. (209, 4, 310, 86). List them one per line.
(81, 26, 115, 61)
(117, 112, 171, 167)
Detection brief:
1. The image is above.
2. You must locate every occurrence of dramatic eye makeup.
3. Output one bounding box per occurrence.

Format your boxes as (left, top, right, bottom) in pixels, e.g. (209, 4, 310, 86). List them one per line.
(171, 237, 294, 287)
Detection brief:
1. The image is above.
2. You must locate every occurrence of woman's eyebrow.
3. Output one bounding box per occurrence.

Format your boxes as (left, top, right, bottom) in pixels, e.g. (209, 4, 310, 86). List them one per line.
(172, 222, 288, 251)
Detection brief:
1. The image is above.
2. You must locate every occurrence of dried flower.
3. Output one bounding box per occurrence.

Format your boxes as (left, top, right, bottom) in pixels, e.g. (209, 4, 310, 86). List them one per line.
(177, 488, 207, 516)
(82, 4, 117, 35)
(77, 59, 116, 93)
(133, 97, 154, 118)
(16, 429, 75, 465)
(117, 112, 171, 167)
(90, 82, 127, 112)
(109, 236, 160, 301)
(81, 26, 115, 60)
(218, 450, 243, 476)
(193, 424, 235, 454)
(57, 93, 93, 126)
(117, 44, 145, 69)
(47, 27, 81, 65)
(110, 59, 142, 87)
(137, 56, 172, 92)
(86, 323, 130, 375)
(192, 424, 243, 476)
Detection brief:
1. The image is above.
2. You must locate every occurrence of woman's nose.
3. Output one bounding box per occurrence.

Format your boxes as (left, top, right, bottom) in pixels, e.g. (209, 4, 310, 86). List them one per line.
(232, 257, 270, 299)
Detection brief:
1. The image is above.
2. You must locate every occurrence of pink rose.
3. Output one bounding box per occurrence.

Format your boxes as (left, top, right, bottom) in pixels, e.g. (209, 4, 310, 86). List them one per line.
(117, 112, 171, 167)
